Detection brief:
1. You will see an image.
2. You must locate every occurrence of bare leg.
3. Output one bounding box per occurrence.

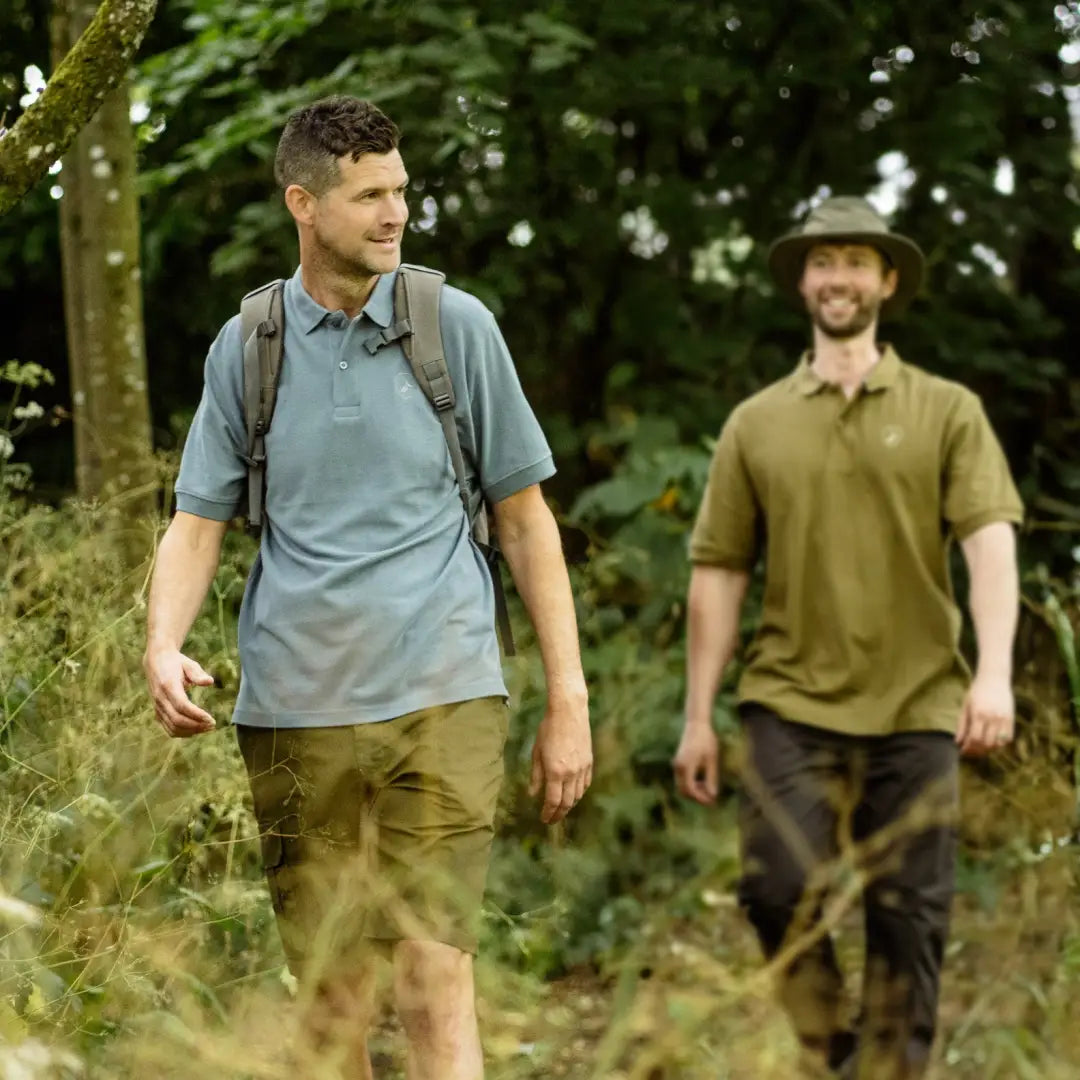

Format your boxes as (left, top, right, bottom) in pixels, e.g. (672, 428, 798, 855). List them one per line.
(393, 940, 482, 1080)
(297, 967, 379, 1080)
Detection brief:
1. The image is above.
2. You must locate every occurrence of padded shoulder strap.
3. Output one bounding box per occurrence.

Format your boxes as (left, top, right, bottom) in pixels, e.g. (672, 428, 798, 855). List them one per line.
(395, 265, 452, 402)
(394, 265, 469, 506)
(240, 279, 285, 533)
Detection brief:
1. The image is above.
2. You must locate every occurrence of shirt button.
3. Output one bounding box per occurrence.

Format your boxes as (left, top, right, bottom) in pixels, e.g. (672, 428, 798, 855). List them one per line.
(339, 361, 348, 370)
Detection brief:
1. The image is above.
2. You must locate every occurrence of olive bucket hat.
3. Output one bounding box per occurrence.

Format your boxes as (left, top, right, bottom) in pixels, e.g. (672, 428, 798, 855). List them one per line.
(767, 195, 925, 319)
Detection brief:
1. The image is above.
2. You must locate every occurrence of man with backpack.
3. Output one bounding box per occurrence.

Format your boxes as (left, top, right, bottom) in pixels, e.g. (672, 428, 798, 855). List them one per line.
(143, 96, 591, 1080)
(673, 197, 1022, 1078)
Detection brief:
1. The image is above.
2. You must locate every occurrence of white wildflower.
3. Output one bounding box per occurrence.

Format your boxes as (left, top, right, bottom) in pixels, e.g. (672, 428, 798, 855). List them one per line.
(12, 402, 44, 421)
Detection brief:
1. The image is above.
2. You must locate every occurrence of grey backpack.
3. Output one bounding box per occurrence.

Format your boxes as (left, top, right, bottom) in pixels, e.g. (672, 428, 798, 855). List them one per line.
(238, 264, 515, 654)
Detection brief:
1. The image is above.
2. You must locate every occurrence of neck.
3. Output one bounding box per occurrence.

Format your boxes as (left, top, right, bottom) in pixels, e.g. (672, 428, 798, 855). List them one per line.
(809, 325, 882, 391)
(298, 238, 380, 319)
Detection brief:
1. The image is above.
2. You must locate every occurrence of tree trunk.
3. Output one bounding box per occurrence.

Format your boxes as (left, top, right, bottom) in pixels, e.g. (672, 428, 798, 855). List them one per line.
(51, 0, 154, 518)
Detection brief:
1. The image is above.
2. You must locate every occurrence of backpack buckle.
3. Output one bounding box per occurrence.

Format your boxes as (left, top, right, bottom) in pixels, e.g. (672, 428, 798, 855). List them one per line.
(432, 392, 453, 411)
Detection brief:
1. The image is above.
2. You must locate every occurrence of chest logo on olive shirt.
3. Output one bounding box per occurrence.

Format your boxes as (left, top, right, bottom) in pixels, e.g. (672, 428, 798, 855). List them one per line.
(882, 424, 905, 449)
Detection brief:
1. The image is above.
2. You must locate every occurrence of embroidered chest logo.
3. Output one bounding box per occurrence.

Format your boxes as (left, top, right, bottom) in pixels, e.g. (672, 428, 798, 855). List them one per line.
(882, 424, 904, 449)
(394, 372, 416, 399)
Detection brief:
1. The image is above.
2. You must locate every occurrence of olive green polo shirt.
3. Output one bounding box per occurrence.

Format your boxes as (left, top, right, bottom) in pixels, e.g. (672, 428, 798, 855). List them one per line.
(689, 346, 1023, 737)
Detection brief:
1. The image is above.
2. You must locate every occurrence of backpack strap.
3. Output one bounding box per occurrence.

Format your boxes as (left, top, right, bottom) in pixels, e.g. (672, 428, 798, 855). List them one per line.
(240, 279, 285, 534)
(395, 264, 516, 656)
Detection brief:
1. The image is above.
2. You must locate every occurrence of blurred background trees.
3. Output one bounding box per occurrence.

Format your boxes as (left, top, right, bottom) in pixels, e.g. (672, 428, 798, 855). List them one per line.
(2, 1, 1077, 537)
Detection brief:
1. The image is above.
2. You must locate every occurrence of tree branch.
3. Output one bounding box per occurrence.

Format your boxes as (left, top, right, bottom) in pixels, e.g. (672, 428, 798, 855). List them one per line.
(0, 0, 158, 217)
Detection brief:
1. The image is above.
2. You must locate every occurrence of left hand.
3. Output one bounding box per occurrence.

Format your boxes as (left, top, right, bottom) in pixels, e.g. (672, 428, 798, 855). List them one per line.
(957, 673, 1015, 756)
(530, 695, 593, 824)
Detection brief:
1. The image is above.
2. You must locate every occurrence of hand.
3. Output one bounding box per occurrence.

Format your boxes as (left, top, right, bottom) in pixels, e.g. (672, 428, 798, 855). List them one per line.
(956, 673, 1014, 756)
(144, 647, 216, 738)
(673, 722, 720, 804)
(529, 695, 592, 824)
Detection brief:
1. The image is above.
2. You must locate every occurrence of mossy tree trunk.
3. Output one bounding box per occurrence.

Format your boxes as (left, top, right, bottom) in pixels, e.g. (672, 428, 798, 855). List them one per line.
(52, 0, 154, 518)
(0, 0, 157, 217)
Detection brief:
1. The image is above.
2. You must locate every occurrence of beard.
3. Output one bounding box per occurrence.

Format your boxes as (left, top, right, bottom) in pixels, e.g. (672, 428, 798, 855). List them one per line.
(809, 293, 881, 340)
(311, 219, 399, 280)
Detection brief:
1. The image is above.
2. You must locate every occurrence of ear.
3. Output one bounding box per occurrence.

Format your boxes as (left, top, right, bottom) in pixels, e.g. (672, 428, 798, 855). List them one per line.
(284, 183, 316, 227)
(881, 266, 899, 300)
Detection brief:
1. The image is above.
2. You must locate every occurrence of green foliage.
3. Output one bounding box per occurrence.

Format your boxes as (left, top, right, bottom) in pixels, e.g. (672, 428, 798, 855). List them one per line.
(4, 0, 1080, 546)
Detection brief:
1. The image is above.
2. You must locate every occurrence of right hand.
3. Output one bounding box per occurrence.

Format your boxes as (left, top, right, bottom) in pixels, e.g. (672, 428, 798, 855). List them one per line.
(144, 647, 216, 738)
(672, 722, 720, 805)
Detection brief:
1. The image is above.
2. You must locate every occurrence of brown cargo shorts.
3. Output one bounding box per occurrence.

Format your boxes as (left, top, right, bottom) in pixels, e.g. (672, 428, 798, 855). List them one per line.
(235, 696, 509, 980)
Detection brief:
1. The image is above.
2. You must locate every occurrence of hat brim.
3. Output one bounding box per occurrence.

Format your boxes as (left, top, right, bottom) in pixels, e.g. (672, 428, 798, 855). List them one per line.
(767, 231, 925, 320)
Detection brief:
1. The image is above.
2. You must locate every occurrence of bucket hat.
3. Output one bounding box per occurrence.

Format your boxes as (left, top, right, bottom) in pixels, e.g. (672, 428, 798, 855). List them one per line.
(767, 196, 925, 318)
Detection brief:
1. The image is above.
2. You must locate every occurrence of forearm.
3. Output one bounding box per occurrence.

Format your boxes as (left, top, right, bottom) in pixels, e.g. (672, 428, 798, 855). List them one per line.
(146, 512, 227, 653)
(961, 522, 1019, 680)
(497, 504, 586, 706)
(684, 564, 749, 730)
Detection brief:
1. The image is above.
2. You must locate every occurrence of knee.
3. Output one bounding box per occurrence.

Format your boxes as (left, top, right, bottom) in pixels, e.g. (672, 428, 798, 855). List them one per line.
(739, 852, 812, 918)
(738, 855, 823, 957)
(394, 940, 475, 1042)
(305, 972, 377, 1042)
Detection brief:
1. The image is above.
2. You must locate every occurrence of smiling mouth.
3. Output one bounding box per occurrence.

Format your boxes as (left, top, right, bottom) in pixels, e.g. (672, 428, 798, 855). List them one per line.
(821, 297, 857, 316)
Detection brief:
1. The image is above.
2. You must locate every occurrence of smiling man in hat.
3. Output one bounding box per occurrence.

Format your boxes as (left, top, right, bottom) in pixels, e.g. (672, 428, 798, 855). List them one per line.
(673, 196, 1023, 1078)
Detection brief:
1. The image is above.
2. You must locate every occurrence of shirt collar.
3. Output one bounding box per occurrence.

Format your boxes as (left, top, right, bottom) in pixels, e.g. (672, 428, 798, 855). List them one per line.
(286, 266, 397, 334)
(864, 344, 901, 392)
(792, 344, 902, 397)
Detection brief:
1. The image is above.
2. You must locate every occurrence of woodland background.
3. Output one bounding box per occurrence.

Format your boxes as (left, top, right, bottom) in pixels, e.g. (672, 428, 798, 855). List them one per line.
(1, 1, 1080, 1077)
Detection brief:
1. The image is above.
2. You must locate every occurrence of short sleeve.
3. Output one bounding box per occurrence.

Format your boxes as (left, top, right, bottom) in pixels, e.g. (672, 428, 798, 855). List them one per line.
(174, 317, 248, 521)
(688, 409, 761, 568)
(442, 293, 555, 503)
(942, 390, 1024, 539)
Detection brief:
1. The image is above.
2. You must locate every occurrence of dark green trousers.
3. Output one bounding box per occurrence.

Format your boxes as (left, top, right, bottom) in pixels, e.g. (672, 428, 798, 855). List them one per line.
(737, 704, 958, 1080)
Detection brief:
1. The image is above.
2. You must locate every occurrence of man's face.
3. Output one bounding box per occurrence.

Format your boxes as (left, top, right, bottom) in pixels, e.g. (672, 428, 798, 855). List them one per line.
(798, 243, 898, 340)
(305, 149, 410, 277)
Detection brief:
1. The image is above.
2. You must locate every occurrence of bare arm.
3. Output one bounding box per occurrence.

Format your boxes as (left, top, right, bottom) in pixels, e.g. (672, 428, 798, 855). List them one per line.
(143, 511, 228, 737)
(493, 484, 591, 824)
(674, 564, 750, 803)
(684, 565, 751, 730)
(956, 521, 1019, 754)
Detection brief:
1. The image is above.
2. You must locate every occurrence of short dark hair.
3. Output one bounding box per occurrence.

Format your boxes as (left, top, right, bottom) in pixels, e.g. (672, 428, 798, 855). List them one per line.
(274, 96, 400, 196)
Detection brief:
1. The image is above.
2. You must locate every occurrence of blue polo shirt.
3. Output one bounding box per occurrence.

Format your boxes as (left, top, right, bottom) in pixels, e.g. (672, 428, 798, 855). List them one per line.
(175, 267, 555, 727)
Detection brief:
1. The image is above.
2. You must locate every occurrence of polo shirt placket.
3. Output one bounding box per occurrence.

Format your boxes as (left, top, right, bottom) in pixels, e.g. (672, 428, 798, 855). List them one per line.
(328, 313, 365, 417)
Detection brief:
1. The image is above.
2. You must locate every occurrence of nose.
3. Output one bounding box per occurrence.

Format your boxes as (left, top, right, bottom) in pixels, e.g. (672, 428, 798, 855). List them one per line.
(820, 265, 854, 292)
(381, 193, 409, 229)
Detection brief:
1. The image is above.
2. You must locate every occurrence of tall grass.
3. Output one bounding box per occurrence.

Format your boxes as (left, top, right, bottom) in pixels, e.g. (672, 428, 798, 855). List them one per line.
(3, 482, 1080, 1079)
